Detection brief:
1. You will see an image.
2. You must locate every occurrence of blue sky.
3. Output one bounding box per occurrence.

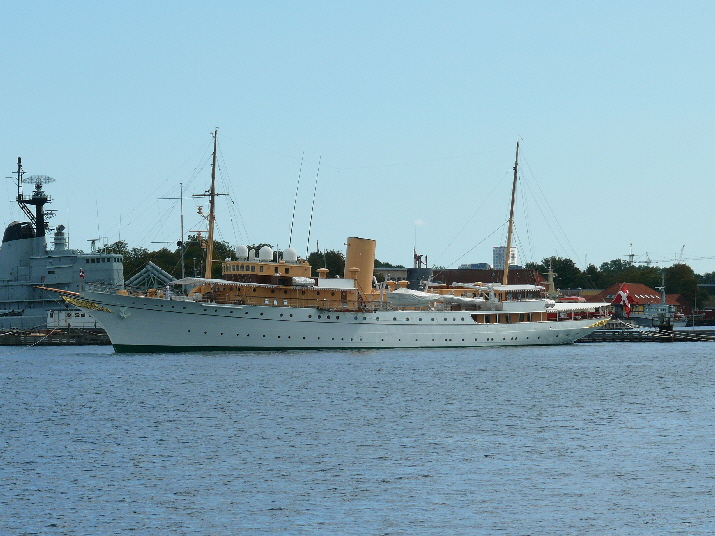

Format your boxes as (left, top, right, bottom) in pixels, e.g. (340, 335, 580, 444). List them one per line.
(2, 1, 714, 276)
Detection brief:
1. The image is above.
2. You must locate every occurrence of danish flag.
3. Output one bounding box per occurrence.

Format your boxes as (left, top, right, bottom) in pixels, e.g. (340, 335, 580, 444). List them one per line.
(613, 283, 635, 317)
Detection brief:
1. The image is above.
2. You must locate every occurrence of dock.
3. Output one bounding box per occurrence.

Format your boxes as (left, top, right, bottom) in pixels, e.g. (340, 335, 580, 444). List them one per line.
(578, 329, 715, 343)
(0, 328, 110, 346)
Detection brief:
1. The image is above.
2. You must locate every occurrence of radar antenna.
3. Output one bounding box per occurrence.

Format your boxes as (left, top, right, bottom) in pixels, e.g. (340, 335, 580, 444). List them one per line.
(10, 158, 56, 237)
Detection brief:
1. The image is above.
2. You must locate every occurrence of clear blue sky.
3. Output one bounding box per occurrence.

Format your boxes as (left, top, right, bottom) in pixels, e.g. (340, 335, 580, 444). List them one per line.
(3, 1, 714, 276)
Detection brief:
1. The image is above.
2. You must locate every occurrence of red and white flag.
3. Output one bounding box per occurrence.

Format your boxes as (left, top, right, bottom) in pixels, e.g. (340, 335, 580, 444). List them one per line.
(79, 268, 85, 279)
(613, 283, 634, 317)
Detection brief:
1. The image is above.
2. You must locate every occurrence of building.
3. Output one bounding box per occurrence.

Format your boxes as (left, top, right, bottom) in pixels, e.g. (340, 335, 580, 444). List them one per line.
(431, 268, 546, 287)
(588, 282, 691, 317)
(458, 263, 491, 270)
(492, 246, 518, 270)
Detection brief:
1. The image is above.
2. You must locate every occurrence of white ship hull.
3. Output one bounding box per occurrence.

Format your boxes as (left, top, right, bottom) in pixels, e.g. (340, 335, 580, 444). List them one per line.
(81, 290, 609, 352)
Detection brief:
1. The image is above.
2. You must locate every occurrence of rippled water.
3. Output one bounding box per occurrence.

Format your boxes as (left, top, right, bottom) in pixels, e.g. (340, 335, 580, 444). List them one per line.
(1, 343, 713, 535)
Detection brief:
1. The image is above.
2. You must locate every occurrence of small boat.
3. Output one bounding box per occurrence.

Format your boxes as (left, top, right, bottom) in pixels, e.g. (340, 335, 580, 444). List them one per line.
(73, 136, 610, 352)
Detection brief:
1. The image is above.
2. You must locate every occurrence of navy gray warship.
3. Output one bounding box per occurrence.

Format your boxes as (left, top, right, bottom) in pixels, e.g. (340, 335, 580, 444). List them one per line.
(0, 157, 124, 330)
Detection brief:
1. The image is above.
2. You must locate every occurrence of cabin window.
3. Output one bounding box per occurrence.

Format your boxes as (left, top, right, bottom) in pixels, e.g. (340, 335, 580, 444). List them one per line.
(86, 259, 89, 263)
(47, 270, 55, 274)
(251, 266, 255, 272)
(285, 268, 290, 274)
(259, 266, 264, 273)
(519, 314, 525, 322)
(485, 315, 491, 323)
(274, 267, 278, 274)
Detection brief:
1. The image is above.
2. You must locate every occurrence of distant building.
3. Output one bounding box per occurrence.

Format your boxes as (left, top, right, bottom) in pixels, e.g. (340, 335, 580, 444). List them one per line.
(493, 246, 518, 270)
(431, 268, 546, 287)
(588, 282, 692, 317)
(458, 262, 491, 270)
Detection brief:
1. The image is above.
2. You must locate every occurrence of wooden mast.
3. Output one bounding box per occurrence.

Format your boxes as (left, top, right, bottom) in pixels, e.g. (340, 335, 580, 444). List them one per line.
(502, 141, 519, 286)
(205, 129, 218, 279)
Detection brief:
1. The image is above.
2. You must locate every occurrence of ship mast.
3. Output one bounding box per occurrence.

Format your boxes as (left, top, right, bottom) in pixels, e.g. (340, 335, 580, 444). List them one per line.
(502, 141, 519, 286)
(205, 129, 218, 279)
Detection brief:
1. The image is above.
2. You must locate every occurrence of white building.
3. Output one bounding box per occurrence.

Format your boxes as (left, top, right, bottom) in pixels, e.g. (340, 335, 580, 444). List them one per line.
(492, 246, 518, 270)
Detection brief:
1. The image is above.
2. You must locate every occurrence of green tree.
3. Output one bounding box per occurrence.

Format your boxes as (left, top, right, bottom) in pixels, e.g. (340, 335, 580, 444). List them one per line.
(528, 257, 585, 289)
(307, 249, 345, 278)
(665, 263, 709, 308)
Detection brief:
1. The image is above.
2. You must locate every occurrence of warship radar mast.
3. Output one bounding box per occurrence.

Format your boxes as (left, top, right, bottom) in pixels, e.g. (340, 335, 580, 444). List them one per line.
(11, 157, 56, 237)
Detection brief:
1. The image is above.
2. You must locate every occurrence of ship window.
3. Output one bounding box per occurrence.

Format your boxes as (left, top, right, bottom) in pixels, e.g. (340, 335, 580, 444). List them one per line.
(259, 266, 264, 273)
(251, 266, 255, 272)
(47, 270, 55, 274)
(274, 267, 278, 274)
(285, 268, 290, 274)
(485, 315, 491, 323)
(86, 259, 89, 263)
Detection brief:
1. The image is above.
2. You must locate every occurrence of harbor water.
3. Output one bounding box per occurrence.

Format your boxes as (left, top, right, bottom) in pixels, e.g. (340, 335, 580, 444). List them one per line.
(1, 343, 713, 535)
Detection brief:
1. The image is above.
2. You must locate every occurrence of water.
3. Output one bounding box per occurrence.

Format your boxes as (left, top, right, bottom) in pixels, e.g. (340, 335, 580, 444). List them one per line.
(1, 343, 713, 535)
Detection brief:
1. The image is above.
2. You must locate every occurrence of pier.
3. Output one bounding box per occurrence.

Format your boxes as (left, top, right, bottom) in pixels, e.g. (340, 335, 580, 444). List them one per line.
(0, 328, 110, 346)
(577, 329, 715, 343)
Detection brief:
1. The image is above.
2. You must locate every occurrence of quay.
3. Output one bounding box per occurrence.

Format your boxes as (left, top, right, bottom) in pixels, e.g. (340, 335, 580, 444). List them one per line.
(578, 329, 715, 343)
(0, 328, 110, 346)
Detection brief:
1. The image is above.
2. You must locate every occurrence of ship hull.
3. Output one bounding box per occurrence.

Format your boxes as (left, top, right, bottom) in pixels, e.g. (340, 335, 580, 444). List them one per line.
(81, 290, 608, 353)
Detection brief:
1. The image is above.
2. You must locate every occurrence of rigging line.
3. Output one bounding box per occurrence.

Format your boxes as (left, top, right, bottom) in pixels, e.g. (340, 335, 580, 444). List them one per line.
(517, 173, 535, 265)
(520, 178, 569, 259)
(217, 141, 253, 246)
(447, 220, 508, 268)
(520, 151, 580, 264)
(216, 143, 238, 242)
(103, 139, 213, 242)
(306, 156, 321, 258)
(288, 152, 304, 248)
(433, 168, 512, 264)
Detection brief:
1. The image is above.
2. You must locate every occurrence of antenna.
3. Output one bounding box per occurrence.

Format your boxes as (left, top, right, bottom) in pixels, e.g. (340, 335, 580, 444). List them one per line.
(306, 155, 321, 258)
(13, 159, 56, 237)
(288, 153, 303, 248)
(159, 182, 186, 279)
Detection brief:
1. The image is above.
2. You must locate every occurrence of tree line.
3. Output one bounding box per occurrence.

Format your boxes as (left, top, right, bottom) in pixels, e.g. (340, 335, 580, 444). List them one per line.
(525, 256, 711, 308)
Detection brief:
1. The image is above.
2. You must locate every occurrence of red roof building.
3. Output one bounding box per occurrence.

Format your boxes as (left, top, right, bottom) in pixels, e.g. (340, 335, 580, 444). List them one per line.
(588, 283, 691, 316)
